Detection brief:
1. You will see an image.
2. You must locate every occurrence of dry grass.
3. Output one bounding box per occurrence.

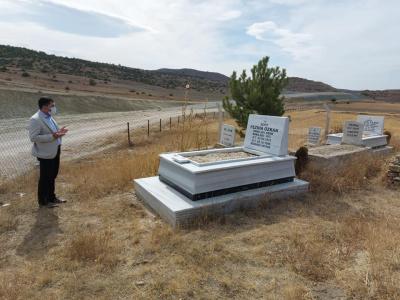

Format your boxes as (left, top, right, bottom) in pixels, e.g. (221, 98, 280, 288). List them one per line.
(1, 110, 400, 299)
(300, 152, 384, 194)
(286, 109, 400, 150)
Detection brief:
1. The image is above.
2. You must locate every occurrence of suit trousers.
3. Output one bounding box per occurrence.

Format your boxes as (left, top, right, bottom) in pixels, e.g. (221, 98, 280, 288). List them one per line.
(38, 146, 61, 205)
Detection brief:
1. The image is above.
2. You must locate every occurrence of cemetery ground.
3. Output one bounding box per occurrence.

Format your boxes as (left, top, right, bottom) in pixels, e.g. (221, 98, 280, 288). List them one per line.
(1, 109, 400, 299)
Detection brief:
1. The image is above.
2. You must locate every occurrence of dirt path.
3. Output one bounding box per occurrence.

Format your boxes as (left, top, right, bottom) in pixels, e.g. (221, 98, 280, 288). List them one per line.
(0, 104, 218, 179)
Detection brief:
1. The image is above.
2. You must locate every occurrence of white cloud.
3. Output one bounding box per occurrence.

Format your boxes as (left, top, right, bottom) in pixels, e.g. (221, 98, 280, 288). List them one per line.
(268, 0, 310, 5)
(217, 9, 242, 21)
(0, 0, 399, 89)
(246, 21, 319, 60)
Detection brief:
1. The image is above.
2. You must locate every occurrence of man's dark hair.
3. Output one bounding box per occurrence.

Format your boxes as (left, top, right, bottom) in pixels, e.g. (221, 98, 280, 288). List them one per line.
(38, 97, 54, 109)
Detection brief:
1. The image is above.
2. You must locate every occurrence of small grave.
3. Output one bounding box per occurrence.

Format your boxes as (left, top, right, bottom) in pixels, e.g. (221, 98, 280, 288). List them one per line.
(326, 115, 389, 149)
(134, 114, 309, 227)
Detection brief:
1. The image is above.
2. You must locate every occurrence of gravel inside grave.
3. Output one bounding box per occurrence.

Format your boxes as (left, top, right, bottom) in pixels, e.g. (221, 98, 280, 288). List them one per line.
(189, 151, 256, 163)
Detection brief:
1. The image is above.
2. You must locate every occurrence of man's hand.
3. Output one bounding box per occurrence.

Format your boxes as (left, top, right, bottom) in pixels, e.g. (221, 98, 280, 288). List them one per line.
(59, 126, 68, 134)
(53, 127, 68, 139)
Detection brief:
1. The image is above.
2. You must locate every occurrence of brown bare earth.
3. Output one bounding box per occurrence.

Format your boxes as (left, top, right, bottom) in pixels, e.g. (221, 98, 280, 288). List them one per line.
(0, 66, 225, 103)
(1, 108, 400, 299)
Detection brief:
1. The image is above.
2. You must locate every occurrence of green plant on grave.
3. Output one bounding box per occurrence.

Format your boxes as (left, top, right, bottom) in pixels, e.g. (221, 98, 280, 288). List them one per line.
(223, 56, 288, 131)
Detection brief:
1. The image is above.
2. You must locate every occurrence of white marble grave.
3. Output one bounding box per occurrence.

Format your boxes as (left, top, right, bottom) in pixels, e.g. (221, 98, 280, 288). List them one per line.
(326, 116, 388, 148)
(134, 114, 309, 226)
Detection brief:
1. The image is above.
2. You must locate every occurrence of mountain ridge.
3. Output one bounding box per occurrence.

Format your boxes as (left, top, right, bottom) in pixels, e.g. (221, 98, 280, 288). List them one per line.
(0, 44, 366, 94)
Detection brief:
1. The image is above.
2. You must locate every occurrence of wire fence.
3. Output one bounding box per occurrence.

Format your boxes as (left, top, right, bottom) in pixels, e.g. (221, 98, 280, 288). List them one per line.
(0, 103, 221, 183)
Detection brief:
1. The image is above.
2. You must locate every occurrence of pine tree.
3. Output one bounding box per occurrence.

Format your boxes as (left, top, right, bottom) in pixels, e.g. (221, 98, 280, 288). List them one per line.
(223, 57, 288, 131)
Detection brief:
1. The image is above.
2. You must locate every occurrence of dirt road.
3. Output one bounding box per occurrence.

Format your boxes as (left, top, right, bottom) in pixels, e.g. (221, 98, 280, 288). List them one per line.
(0, 103, 218, 180)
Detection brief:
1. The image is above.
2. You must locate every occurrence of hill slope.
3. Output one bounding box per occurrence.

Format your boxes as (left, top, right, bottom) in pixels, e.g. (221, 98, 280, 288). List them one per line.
(157, 68, 229, 82)
(285, 77, 336, 93)
(0, 44, 343, 95)
(0, 45, 226, 93)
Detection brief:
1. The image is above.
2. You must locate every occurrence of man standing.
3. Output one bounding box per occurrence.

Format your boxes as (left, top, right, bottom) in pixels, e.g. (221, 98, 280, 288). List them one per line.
(28, 97, 68, 208)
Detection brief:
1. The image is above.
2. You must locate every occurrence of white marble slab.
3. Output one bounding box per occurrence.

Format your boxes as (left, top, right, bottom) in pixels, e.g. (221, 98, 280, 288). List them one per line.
(159, 148, 296, 195)
(342, 121, 364, 145)
(326, 133, 388, 148)
(244, 114, 289, 156)
(308, 127, 321, 146)
(134, 176, 309, 227)
(357, 115, 384, 136)
(220, 124, 236, 147)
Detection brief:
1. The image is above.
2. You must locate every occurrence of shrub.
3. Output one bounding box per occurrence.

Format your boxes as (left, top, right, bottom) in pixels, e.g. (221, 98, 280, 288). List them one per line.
(330, 124, 343, 134)
(294, 146, 308, 175)
(21, 72, 30, 77)
(384, 130, 392, 144)
(89, 79, 96, 86)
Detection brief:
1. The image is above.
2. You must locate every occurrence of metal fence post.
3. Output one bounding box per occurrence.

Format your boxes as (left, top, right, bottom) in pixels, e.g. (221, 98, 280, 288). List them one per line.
(127, 122, 132, 146)
(178, 116, 180, 124)
(147, 119, 150, 136)
(170, 117, 172, 129)
(159, 119, 162, 132)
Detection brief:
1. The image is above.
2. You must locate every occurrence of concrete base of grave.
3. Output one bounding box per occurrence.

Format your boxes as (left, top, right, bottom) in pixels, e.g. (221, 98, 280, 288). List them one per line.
(308, 144, 393, 167)
(371, 146, 394, 156)
(134, 176, 309, 227)
(326, 133, 388, 148)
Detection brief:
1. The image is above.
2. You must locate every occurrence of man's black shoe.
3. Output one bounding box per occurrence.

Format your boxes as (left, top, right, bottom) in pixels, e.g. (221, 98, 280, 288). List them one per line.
(40, 203, 59, 208)
(50, 197, 67, 204)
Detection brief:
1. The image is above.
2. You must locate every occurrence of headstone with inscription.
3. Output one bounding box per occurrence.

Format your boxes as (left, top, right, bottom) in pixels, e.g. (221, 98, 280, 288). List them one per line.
(342, 121, 364, 145)
(135, 114, 309, 227)
(244, 114, 289, 156)
(356, 115, 384, 136)
(308, 127, 321, 146)
(220, 124, 236, 147)
(327, 115, 387, 148)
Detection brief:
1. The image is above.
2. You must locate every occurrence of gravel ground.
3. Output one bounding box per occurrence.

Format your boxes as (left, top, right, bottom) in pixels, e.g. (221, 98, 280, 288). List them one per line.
(189, 151, 256, 163)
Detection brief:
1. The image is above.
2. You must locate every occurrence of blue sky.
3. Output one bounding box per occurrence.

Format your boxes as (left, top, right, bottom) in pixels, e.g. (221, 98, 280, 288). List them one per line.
(0, 0, 399, 90)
